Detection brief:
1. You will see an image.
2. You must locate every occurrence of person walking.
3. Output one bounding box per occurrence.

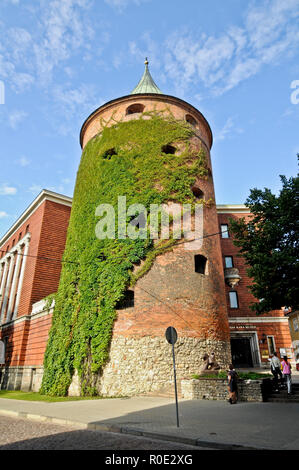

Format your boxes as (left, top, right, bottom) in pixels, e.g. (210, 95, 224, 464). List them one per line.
(281, 356, 292, 395)
(270, 352, 283, 391)
(227, 364, 238, 404)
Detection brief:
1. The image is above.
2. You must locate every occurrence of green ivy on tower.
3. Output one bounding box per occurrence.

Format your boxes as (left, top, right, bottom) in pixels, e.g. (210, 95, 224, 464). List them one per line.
(40, 113, 211, 396)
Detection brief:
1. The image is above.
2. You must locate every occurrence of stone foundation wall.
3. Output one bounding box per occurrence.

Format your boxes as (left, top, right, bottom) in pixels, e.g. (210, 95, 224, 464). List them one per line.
(69, 335, 231, 397)
(181, 378, 264, 402)
(0, 366, 43, 392)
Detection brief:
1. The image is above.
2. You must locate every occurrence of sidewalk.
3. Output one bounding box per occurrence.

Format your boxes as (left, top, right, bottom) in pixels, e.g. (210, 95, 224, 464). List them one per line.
(1, 394, 299, 450)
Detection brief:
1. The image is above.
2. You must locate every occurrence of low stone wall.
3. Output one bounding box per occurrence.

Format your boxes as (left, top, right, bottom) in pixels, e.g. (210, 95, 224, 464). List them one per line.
(0, 366, 43, 392)
(68, 336, 231, 397)
(181, 378, 264, 402)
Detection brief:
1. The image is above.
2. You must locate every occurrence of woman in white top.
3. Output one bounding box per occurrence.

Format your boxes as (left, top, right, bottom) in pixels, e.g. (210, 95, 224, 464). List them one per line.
(270, 352, 283, 391)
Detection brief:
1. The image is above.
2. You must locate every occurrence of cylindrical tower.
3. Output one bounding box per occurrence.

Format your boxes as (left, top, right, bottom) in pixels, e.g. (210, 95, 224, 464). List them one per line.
(76, 61, 231, 396)
(41, 60, 231, 398)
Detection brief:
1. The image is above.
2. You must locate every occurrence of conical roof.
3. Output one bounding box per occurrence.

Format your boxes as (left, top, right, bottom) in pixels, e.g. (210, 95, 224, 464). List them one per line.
(131, 58, 162, 95)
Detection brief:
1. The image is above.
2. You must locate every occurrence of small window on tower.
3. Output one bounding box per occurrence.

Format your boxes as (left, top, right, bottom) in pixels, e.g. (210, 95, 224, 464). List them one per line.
(102, 148, 117, 160)
(194, 255, 207, 275)
(126, 104, 145, 115)
(186, 114, 198, 127)
(161, 144, 176, 155)
(191, 185, 204, 199)
(116, 290, 135, 309)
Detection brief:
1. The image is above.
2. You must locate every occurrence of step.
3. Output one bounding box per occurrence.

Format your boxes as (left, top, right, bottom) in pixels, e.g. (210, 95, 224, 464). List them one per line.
(139, 383, 182, 399)
(267, 398, 299, 403)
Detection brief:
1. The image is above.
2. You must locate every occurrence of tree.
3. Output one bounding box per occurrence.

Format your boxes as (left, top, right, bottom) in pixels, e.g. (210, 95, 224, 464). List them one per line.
(229, 168, 299, 315)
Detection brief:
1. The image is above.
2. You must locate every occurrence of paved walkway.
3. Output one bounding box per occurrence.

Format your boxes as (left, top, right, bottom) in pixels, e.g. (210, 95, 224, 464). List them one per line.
(0, 394, 299, 450)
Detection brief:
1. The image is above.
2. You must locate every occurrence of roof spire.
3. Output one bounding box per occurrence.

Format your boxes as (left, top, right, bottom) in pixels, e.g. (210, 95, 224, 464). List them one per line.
(131, 58, 162, 95)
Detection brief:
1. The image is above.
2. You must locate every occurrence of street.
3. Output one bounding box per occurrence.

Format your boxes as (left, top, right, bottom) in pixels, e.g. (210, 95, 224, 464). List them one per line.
(0, 415, 205, 451)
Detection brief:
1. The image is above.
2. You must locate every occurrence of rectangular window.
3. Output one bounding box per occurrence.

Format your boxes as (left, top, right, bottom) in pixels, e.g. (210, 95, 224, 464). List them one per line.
(225, 256, 233, 268)
(194, 255, 207, 274)
(221, 224, 229, 238)
(267, 336, 276, 355)
(116, 290, 134, 309)
(229, 291, 239, 308)
(293, 318, 299, 332)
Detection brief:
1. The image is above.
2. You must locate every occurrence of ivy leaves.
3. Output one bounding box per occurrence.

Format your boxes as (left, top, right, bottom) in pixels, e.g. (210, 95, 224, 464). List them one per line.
(41, 114, 209, 396)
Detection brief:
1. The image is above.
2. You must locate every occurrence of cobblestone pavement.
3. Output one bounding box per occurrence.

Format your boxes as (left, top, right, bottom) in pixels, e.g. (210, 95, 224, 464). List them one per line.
(0, 415, 208, 450)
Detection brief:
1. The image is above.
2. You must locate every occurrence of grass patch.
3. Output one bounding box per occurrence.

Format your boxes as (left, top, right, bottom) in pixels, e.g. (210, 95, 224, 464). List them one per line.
(0, 390, 110, 402)
(237, 372, 272, 380)
(191, 371, 272, 380)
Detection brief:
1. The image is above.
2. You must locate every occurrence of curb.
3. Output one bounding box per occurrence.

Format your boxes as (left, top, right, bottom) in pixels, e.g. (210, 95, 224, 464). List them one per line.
(0, 408, 267, 450)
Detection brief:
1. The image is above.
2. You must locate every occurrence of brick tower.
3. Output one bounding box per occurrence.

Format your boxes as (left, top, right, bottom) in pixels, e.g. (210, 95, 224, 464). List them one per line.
(71, 60, 232, 397)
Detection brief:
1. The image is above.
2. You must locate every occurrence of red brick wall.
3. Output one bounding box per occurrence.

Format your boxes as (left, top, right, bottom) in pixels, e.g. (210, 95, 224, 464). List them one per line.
(23, 314, 53, 366)
(82, 95, 231, 347)
(0, 202, 45, 319)
(219, 211, 293, 362)
(218, 212, 285, 319)
(30, 200, 71, 306)
(21, 200, 71, 366)
(0, 198, 71, 367)
(0, 199, 71, 319)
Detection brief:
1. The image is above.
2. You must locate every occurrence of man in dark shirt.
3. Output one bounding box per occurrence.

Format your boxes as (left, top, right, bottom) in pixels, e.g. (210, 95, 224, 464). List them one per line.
(228, 364, 238, 404)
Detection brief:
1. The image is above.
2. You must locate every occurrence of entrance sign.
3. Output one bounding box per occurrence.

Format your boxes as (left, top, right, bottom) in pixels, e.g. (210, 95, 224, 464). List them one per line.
(165, 326, 179, 428)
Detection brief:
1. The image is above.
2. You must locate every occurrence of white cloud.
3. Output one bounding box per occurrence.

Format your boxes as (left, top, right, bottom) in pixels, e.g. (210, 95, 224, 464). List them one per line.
(214, 116, 244, 142)
(216, 117, 235, 142)
(28, 184, 43, 194)
(161, 0, 299, 95)
(62, 178, 71, 184)
(8, 110, 28, 129)
(0, 185, 17, 195)
(0, 211, 8, 219)
(17, 156, 30, 167)
(29, 183, 68, 195)
(104, 0, 148, 12)
(0, 0, 97, 91)
(34, 0, 94, 83)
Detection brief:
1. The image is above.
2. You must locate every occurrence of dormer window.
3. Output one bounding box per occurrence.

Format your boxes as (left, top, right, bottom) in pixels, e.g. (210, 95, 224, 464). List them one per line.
(126, 104, 145, 115)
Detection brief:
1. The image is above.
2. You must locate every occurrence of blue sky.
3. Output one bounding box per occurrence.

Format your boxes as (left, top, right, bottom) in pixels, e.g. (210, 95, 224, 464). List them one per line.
(0, 0, 298, 236)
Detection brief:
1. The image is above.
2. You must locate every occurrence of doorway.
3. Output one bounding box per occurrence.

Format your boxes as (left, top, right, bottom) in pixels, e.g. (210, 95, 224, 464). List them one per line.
(231, 337, 254, 368)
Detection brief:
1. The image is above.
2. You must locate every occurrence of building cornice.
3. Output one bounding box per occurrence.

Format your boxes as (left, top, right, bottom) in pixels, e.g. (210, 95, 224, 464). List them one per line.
(216, 204, 250, 214)
(79, 93, 213, 149)
(1, 192, 251, 248)
(229, 317, 288, 323)
(0, 190, 72, 248)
